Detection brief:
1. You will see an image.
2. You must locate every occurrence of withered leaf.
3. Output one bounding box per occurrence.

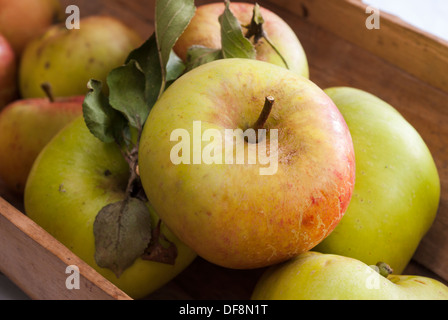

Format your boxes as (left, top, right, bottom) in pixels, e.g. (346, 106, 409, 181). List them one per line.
(93, 197, 152, 278)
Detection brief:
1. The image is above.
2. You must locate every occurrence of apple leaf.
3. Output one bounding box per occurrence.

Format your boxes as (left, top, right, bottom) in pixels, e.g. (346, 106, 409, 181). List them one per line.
(185, 45, 223, 72)
(93, 197, 152, 278)
(82, 79, 128, 144)
(142, 207, 178, 265)
(125, 34, 162, 112)
(107, 59, 147, 130)
(155, 0, 196, 92)
(184, 0, 256, 71)
(166, 50, 186, 85)
(219, 0, 256, 59)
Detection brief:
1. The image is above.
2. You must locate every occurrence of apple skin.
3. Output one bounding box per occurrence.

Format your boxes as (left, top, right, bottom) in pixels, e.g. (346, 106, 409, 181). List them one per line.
(24, 116, 197, 299)
(0, 96, 84, 195)
(0, 33, 18, 110)
(251, 251, 448, 300)
(0, 0, 63, 56)
(173, 2, 309, 78)
(19, 15, 142, 98)
(314, 87, 441, 274)
(138, 58, 355, 270)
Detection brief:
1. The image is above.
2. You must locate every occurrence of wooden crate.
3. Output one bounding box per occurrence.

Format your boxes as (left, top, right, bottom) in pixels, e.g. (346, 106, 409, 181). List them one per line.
(0, 0, 447, 300)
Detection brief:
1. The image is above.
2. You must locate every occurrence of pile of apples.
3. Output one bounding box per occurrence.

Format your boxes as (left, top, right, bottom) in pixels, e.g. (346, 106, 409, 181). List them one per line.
(0, 0, 447, 300)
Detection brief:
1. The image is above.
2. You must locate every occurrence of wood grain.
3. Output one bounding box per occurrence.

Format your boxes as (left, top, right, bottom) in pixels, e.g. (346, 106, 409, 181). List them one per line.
(0, 197, 131, 300)
(0, 0, 447, 299)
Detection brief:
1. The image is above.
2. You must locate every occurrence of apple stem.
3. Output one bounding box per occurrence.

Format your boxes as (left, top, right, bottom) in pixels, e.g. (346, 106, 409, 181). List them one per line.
(376, 262, 393, 278)
(246, 96, 274, 144)
(41, 82, 55, 102)
(253, 96, 275, 131)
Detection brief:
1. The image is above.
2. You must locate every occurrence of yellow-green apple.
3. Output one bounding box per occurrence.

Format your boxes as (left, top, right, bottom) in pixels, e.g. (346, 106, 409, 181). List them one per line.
(138, 58, 355, 270)
(0, 0, 63, 56)
(0, 93, 83, 194)
(251, 251, 448, 300)
(24, 116, 197, 299)
(314, 87, 440, 274)
(19, 15, 142, 98)
(173, 1, 309, 78)
(0, 33, 18, 110)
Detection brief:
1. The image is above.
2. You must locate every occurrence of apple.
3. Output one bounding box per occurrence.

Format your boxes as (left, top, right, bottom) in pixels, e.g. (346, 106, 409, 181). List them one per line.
(0, 0, 63, 56)
(19, 15, 143, 99)
(138, 58, 355, 270)
(0, 91, 83, 195)
(0, 33, 18, 110)
(314, 87, 441, 274)
(251, 251, 448, 300)
(24, 116, 197, 299)
(173, 1, 309, 78)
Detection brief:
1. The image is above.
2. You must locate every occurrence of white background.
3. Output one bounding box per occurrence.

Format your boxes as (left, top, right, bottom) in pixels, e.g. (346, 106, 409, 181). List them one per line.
(1, 0, 448, 300)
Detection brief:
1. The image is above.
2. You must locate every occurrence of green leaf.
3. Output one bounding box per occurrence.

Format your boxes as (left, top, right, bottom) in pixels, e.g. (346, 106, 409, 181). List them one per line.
(125, 34, 163, 111)
(107, 60, 148, 130)
(93, 197, 152, 278)
(155, 0, 196, 90)
(185, 45, 223, 72)
(219, 0, 256, 59)
(166, 50, 186, 83)
(82, 79, 127, 144)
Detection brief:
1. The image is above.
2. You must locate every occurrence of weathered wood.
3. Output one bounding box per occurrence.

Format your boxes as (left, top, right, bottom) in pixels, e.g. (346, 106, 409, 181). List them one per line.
(0, 197, 131, 300)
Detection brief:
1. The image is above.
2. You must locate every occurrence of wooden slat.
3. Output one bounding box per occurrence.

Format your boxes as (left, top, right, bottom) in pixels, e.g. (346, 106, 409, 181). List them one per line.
(265, 0, 448, 93)
(0, 197, 131, 300)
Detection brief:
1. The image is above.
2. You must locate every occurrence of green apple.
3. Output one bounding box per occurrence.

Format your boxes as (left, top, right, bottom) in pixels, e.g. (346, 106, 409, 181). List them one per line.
(251, 251, 448, 300)
(19, 15, 142, 98)
(0, 0, 63, 56)
(24, 116, 197, 299)
(138, 58, 355, 270)
(0, 93, 83, 194)
(0, 33, 18, 110)
(173, 1, 309, 78)
(314, 87, 440, 274)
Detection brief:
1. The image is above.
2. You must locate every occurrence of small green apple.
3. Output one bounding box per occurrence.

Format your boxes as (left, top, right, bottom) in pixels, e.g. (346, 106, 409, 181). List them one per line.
(0, 0, 63, 56)
(173, 1, 309, 78)
(314, 87, 440, 274)
(24, 116, 197, 299)
(138, 58, 355, 270)
(19, 15, 142, 98)
(0, 33, 18, 110)
(251, 252, 448, 300)
(0, 92, 83, 194)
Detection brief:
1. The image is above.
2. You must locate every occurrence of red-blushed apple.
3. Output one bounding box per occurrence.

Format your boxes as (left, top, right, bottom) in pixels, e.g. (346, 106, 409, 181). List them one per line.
(19, 15, 143, 98)
(0, 33, 18, 110)
(0, 0, 63, 56)
(0, 94, 83, 194)
(173, 1, 309, 78)
(138, 58, 355, 269)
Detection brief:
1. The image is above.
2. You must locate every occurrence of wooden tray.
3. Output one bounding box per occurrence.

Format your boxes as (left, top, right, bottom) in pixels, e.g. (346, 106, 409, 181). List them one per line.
(1, 0, 447, 300)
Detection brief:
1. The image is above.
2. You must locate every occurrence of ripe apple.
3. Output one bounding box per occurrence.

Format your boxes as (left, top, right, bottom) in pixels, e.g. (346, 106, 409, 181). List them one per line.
(0, 0, 63, 56)
(173, 1, 309, 78)
(314, 87, 441, 274)
(0, 93, 83, 194)
(0, 33, 18, 110)
(19, 15, 142, 99)
(138, 58, 355, 269)
(24, 116, 197, 299)
(251, 251, 448, 300)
